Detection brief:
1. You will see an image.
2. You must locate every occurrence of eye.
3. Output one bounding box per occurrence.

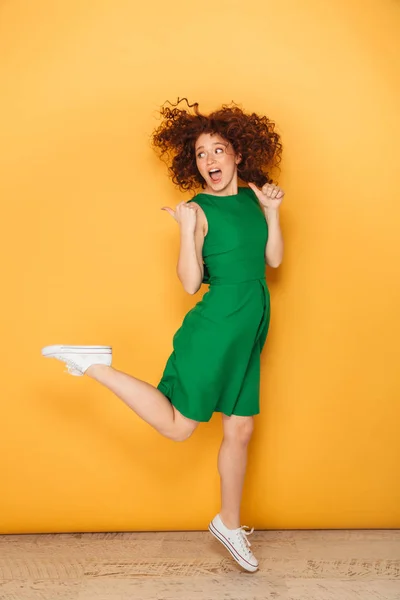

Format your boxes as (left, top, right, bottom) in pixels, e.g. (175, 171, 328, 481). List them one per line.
(197, 151, 205, 158)
(215, 147, 224, 153)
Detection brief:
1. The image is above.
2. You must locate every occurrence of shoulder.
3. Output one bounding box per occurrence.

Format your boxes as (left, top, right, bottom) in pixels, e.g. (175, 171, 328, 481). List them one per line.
(239, 186, 256, 200)
(240, 186, 262, 209)
(187, 192, 208, 206)
(186, 197, 208, 235)
(186, 194, 209, 216)
(186, 194, 206, 211)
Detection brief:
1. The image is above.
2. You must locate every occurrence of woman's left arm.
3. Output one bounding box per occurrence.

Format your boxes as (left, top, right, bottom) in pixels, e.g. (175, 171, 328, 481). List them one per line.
(248, 182, 285, 269)
(263, 207, 284, 268)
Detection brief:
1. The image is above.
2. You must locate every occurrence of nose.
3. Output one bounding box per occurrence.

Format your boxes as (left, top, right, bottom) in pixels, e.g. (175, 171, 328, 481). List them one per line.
(206, 154, 216, 165)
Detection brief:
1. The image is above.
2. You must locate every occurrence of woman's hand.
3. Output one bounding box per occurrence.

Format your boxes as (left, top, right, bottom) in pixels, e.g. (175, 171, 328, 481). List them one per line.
(162, 201, 198, 234)
(248, 182, 285, 211)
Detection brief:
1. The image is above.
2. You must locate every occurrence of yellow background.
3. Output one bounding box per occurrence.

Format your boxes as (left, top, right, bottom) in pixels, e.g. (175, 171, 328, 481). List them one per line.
(0, 0, 399, 533)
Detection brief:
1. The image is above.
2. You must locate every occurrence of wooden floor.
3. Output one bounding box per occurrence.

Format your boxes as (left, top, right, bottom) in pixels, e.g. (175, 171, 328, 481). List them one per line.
(0, 529, 399, 599)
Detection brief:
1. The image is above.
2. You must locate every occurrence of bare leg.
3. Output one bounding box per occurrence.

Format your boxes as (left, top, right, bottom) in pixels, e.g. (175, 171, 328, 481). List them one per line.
(218, 415, 254, 529)
(85, 364, 198, 442)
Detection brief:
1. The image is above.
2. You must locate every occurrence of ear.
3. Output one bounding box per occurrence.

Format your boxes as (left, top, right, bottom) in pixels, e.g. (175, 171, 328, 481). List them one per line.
(235, 153, 242, 165)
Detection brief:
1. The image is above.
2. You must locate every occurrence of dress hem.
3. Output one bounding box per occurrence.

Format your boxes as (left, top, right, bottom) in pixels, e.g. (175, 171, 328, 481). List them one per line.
(157, 382, 260, 422)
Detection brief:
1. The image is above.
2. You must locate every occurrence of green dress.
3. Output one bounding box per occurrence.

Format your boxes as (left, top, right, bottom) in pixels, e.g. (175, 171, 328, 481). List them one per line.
(157, 186, 270, 422)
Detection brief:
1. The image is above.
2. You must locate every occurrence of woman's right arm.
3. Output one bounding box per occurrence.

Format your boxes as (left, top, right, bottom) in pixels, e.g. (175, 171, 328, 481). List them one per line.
(161, 201, 206, 295)
(177, 205, 206, 295)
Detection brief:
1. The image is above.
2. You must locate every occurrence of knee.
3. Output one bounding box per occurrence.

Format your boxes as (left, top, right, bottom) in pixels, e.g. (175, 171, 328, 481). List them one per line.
(225, 417, 254, 446)
(170, 424, 197, 443)
(237, 419, 254, 446)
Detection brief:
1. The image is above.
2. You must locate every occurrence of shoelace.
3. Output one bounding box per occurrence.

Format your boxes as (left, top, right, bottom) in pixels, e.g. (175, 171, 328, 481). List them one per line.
(236, 526, 255, 555)
(56, 355, 83, 375)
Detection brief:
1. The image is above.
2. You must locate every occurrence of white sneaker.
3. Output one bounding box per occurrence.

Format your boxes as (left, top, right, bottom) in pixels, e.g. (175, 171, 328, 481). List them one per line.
(41, 345, 112, 376)
(209, 514, 259, 572)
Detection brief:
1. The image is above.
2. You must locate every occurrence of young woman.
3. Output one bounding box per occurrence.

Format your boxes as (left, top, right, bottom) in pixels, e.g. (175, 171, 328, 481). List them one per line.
(41, 99, 284, 573)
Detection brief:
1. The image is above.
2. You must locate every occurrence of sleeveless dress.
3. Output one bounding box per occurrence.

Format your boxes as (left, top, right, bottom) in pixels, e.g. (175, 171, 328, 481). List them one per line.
(157, 185, 270, 422)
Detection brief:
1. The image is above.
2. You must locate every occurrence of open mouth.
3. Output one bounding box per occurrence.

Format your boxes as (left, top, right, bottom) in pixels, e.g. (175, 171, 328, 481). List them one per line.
(209, 168, 222, 182)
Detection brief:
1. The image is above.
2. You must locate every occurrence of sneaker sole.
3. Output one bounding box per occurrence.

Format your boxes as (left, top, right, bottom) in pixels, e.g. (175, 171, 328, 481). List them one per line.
(42, 345, 112, 357)
(208, 521, 258, 573)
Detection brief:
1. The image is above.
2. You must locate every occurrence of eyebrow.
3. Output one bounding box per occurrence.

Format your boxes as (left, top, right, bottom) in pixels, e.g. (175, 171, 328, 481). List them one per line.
(195, 142, 228, 151)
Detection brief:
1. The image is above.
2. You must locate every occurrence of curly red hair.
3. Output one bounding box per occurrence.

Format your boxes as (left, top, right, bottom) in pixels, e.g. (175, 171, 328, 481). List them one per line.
(151, 98, 282, 193)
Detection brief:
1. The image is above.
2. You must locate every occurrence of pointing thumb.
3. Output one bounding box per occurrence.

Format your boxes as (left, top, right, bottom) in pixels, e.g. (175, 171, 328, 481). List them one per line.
(248, 182, 260, 193)
(161, 207, 174, 217)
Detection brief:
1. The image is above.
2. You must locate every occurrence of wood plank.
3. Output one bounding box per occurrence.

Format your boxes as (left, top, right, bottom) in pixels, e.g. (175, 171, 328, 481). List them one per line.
(0, 530, 398, 600)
